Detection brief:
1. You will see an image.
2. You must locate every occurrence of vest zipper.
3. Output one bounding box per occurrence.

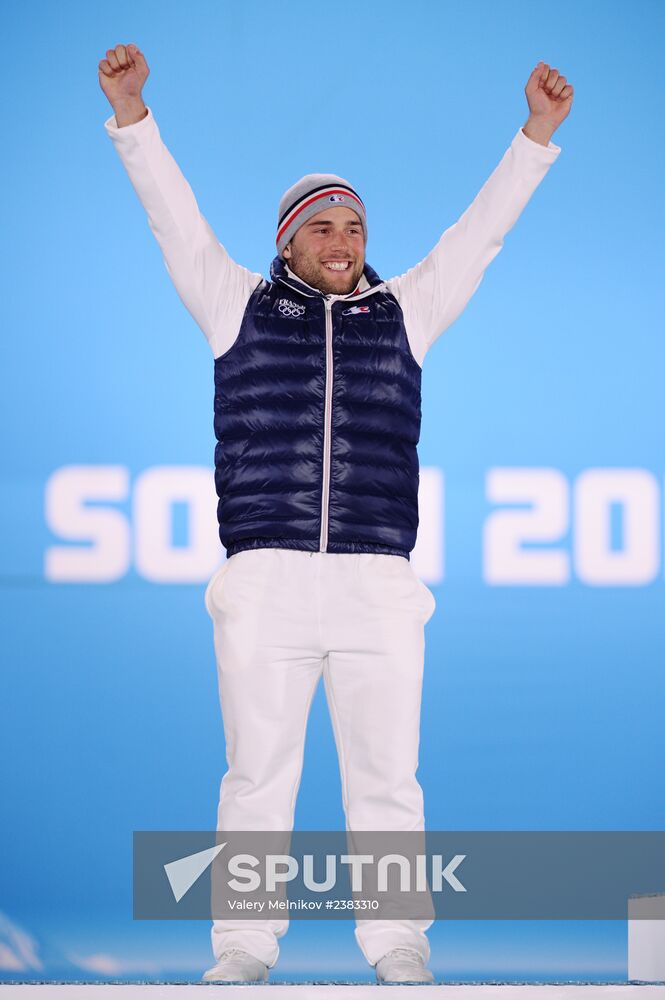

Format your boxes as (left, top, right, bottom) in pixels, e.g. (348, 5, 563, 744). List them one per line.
(275, 275, 388, 553)
(319, 297, 334, 552)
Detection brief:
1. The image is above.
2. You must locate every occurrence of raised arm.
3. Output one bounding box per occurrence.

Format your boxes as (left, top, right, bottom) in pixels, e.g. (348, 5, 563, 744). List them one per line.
(387, 62, 574, 367)
(98, 43, 263, 358)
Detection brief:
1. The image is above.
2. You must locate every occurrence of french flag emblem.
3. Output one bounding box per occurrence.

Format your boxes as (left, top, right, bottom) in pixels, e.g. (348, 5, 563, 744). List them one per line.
(342, 305, 371, 316)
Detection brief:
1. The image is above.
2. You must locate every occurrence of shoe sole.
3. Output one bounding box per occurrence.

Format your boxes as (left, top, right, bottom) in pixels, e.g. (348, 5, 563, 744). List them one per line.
(378, 977, 435, 985)
(202, 978, 268, 984)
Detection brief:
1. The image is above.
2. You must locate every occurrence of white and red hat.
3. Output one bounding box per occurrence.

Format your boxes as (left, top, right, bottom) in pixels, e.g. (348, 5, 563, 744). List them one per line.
(276, 173, 367, 256)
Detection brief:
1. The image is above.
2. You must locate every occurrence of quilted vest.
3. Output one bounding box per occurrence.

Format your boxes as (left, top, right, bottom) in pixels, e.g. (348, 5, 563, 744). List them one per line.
(213, 254, 422, 560)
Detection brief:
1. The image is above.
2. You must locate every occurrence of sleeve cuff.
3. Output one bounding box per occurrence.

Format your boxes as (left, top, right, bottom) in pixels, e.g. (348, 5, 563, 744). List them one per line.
(514, 125, 561, 159)
(104, 105, 154, 140)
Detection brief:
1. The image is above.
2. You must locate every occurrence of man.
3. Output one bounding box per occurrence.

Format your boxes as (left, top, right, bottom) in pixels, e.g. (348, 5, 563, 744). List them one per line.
(99, 42, 573, 984)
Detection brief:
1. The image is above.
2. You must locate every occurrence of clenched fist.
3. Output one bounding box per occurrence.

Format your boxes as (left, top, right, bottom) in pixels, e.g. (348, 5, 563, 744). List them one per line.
(525, 62, 573, 129)
(98, 43, 149, 125)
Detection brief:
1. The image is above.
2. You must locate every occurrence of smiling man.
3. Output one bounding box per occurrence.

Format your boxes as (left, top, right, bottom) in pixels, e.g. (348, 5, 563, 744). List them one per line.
(100, 41, 573, 986)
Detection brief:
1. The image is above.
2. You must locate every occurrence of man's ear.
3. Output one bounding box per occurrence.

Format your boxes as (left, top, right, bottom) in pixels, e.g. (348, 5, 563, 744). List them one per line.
(282, 242, 292, 260)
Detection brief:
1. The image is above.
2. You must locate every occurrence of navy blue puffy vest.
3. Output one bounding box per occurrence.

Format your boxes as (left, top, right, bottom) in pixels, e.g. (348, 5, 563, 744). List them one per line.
(213, 255, 422, 560)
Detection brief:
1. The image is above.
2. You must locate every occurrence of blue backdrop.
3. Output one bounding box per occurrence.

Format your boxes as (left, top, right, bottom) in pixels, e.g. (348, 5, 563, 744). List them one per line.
(2, 0, 664, 984)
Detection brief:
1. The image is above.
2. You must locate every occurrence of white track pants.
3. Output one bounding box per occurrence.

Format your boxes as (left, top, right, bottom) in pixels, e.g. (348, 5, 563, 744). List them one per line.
(204, 548, 436, 969)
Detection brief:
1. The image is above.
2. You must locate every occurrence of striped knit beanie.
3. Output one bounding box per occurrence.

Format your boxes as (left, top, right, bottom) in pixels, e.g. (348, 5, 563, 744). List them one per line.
(276, 173, 367, 256)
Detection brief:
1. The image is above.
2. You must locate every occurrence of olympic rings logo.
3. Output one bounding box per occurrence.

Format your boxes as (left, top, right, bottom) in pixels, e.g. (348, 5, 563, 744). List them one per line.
(278, 298, 306, 318)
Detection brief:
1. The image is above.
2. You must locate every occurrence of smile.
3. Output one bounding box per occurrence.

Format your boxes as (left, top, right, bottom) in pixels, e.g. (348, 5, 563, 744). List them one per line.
(323, 261, 351, 271)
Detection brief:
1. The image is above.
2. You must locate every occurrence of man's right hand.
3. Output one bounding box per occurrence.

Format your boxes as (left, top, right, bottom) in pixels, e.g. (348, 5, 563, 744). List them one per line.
(98, 43, 149, 126)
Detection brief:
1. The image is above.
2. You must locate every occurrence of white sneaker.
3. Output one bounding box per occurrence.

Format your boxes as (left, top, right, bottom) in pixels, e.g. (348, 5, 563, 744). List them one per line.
(375, 946, 435, 984)
(202, 948, 269, 983)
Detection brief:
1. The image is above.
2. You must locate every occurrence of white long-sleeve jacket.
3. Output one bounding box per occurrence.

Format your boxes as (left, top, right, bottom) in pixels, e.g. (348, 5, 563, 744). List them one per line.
(104, 107, 561, 368)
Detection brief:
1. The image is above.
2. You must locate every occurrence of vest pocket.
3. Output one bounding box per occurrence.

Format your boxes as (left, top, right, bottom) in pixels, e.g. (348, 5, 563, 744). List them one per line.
(223, 432, 257, 474)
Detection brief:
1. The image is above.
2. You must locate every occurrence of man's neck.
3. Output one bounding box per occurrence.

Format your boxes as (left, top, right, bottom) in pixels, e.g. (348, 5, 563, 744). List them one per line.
(285, 262, 369, 297)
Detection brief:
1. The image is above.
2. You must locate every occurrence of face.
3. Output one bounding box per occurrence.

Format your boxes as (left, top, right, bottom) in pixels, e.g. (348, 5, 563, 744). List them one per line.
(282, 206, 366, 295)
